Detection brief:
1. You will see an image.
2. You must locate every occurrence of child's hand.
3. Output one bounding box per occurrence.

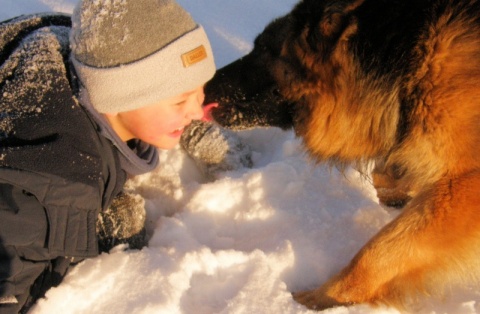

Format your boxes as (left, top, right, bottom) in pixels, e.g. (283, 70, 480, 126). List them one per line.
(201, 102, 219, 122)
(180, 120, 253, 180)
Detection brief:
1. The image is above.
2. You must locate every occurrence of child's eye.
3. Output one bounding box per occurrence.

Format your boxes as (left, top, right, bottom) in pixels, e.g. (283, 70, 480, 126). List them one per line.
(174, 101, 186, 106)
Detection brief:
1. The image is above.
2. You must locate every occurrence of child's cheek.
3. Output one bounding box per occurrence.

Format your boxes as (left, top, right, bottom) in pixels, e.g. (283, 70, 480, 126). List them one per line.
(148, 124, 172, 138)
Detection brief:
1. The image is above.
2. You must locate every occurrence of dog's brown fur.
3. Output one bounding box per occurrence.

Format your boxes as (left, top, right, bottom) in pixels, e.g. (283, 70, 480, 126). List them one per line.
(205, 0, 480, 310)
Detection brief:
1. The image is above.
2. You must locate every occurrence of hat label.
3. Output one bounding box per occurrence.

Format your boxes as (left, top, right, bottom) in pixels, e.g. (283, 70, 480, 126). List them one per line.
(181, 45, 207, 67)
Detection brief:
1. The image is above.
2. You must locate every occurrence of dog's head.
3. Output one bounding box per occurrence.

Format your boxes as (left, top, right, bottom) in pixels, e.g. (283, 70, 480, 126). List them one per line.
(206, 0, 406, 162)
(205, 0, 367, 128)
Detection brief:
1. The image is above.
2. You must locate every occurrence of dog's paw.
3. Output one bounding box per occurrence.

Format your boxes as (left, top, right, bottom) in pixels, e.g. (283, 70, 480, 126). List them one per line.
(293, 288, 345, 311)
(375, 187, 412, 209)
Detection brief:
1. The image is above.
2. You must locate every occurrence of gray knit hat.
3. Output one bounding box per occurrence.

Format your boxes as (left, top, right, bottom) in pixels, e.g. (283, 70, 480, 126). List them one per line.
(70, 0, 216, 113)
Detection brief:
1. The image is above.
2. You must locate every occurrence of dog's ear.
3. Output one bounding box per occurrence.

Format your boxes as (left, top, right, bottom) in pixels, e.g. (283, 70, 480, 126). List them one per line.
(306, 9, 350, 54)
(302, 0, 363, 59)
(319, 10, 345, 38)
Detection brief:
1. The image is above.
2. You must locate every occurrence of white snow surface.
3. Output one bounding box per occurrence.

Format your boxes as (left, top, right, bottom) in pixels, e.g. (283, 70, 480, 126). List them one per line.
(3, 1, 480, 313)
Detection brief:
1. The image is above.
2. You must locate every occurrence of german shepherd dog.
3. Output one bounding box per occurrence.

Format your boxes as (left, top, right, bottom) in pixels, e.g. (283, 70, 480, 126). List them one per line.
(204, 0, 480, 310)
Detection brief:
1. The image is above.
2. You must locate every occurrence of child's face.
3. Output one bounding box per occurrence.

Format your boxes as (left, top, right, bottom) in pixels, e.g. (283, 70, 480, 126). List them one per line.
(106, 86, 205, 149)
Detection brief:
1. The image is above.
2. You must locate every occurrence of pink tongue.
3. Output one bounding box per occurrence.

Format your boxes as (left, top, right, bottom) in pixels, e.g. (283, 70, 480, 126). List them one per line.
(201, 102, 219, 122)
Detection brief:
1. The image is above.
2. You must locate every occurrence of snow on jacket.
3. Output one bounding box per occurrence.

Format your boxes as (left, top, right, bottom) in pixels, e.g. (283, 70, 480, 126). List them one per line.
(0, 13, 132, 311)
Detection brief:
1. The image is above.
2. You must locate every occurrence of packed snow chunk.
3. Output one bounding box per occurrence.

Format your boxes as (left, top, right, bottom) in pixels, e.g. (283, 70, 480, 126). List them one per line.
(187, 178, 246, 214)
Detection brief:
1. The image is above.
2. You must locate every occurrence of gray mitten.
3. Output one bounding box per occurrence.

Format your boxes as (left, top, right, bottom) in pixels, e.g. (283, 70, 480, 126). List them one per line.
(181, 120, 253, 179)
(96, 192, 147, 252)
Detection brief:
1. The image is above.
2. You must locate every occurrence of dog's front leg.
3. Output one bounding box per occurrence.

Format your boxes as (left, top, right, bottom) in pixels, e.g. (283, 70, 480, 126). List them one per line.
(294, 171, 480, 310)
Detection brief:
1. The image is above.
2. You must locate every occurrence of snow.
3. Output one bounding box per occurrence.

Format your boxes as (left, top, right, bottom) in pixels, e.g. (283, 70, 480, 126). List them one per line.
(2, 0, 480, 313)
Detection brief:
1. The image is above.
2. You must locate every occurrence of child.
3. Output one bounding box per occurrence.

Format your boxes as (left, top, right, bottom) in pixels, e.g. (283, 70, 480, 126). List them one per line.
(0, 1, 251, 313)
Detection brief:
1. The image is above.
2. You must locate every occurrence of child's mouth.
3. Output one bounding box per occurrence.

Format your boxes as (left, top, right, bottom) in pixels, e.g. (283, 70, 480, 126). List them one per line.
(170, 126, 185, 137)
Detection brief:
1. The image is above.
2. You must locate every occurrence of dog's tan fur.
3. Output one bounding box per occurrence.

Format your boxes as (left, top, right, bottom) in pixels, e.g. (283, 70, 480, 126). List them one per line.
(206, 0, 480, 310)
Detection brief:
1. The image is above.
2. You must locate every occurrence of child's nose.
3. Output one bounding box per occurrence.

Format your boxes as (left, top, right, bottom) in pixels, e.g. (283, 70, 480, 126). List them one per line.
(187, 101, 205, 120)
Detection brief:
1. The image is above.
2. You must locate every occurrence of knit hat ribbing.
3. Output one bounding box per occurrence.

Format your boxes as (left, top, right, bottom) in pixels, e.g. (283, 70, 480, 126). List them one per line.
(70, 0, 216, 113)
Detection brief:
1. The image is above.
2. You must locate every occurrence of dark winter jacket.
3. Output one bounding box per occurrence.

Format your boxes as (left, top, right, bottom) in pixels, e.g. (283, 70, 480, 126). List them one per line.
(0, 13, 157, 313)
